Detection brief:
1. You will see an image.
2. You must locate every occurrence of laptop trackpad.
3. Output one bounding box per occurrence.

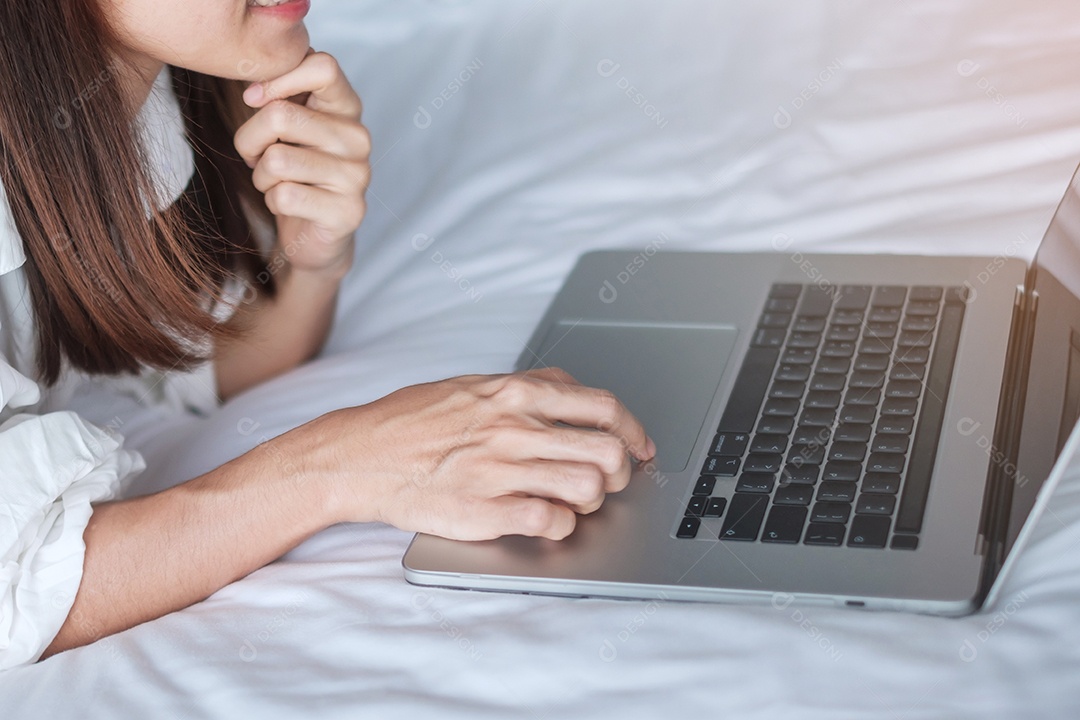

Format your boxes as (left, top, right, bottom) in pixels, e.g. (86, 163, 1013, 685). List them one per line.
(529, 321, 738, 472)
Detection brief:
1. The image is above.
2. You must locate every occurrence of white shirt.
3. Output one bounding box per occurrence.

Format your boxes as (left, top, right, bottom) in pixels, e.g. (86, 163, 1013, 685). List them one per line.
(0, 67, 219, 669)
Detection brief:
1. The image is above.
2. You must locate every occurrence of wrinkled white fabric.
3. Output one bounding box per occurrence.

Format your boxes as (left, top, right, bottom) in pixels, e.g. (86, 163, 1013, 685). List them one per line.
(0, 65, 210, 669)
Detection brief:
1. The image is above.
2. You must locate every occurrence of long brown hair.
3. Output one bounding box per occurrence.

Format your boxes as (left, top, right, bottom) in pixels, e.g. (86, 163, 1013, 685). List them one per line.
(0, 1, 274, 386)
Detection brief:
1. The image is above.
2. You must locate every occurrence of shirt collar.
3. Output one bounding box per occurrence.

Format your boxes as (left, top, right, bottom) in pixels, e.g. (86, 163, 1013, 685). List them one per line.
(0, 65, 195, 277)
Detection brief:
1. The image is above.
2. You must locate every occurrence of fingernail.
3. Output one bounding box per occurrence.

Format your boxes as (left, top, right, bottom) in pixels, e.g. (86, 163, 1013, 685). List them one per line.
(646, 436, 657, 458)
(243, 83, 265, 106)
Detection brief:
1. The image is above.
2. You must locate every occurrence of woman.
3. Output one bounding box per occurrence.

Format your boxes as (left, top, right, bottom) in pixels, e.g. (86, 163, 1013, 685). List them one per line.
(0, 0, 654, 668)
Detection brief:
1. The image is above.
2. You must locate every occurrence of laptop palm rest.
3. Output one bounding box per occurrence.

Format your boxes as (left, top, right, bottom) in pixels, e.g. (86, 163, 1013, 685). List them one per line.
(528, 321, 738, 472)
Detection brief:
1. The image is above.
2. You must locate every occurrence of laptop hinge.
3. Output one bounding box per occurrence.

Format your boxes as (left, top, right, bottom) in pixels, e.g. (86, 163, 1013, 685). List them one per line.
(975, 282, 1038, 602)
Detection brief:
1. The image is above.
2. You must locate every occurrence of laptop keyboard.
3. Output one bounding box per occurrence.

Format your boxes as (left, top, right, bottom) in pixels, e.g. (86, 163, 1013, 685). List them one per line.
(675, 283, 967, 550)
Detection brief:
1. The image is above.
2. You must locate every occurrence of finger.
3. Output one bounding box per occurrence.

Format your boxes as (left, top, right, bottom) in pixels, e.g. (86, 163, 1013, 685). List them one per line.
(496, 425, 634, 492)
(252, 144, 370, 195)
(520, 366, 584, 387)
(264, 182, 366, 238)
(243, 52, 363, 120)
(487, 495, 577, 541)
(497, 460, 608, 514)
(506, 378, 654, 461)
(234, 101, 371, 168)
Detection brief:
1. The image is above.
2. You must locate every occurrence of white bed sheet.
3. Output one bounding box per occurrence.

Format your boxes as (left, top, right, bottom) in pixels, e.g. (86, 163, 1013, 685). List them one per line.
(6, 0, 1080, 717)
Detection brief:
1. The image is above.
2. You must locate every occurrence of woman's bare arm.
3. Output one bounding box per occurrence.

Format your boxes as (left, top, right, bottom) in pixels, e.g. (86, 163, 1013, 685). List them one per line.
(42, 368, 654, 659)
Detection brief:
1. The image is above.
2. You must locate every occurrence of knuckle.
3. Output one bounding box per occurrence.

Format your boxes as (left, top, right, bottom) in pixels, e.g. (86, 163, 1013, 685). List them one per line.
(518, 501, 554, 535)
(267, 100, 294, 132)
(596, 437, 626, 472)
(310, 52, 341, 79)
(495, 375, 532, 408)
(263, 144, 291, 174)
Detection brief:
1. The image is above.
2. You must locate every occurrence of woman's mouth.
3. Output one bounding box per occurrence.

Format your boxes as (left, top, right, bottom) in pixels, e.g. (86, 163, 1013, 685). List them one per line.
(247, 0, 311, 21)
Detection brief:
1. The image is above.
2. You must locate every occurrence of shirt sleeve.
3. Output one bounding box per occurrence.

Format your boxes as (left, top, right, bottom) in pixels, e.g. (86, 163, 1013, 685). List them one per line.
(0, 356, 145, 670)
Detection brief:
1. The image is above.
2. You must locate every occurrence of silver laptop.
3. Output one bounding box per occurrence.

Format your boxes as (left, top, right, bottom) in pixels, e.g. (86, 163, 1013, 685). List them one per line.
(402, 163, 1080, 616)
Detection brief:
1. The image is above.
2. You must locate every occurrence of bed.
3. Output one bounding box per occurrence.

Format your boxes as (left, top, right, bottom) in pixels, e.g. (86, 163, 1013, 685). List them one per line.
(6, 0, 1080, 716)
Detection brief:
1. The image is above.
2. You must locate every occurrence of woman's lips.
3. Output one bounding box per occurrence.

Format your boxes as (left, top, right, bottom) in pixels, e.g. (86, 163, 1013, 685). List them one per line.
(247, 0, 311, 22)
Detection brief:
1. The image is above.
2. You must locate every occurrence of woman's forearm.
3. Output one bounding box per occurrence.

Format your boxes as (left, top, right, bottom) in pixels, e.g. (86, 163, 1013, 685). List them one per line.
(215, 259, 349, 400)
(42, 428, 343, 658)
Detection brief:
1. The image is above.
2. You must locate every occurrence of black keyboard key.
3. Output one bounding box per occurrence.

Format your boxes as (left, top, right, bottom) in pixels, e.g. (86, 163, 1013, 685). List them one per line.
(858, 339, 893, 355)
(864, 323, 898, 340)
(810, 373, 846, 392)
(839, 405, 876, 424)
(693, 476, 717, 496)
(890, 363, 925, 381)
(902, 316, 936, 332)
(788, 444, 826, 466)
(866, 452, 905, 474)
(905, 301, 940, 317)
(704, 497, 727, 517)
(831, 310, 864, 326)
(776, 363, 811, 382)
(876, 416, 914, 434)
(719, 493, 768, 541)
(757, 416, 794, 435)
(811, 501, 852, 524)
(774, 484, 815, 506)
(804, 522, 845, 546)
(844, 388, 881, 407)
(816, 356, 850, 374)
(886, 380, 922, 399)
(765, 297, 797, 313)
(770, 283, 802, 299)
(909, 286, 943, 302)
(792, 425, 830, 445)
(702, 455, 741, 476)
(799, 408, 836, 427)
(896, 301, 964, 534)
(822, 341, 855, 358)
(856, 493, 897, 515)
(835, 285, 871, 310)
(890, 535, 919, 550)
(780, 464, 820, 485)
(897, 330, 932, 348)
(752, 328, 787, 348)
(872, 286, 907, 308)
(898, 347, 930, 365)
(835, 423, 871, 442)
(761, 506, 808, 544)
(871, 434, 910, 453)
(825, 325, 860, 342)
(711, 432, 750, 456)
(881, 398, 917, 417)
(685, 496, 708, 516)
(849, 371, 885, 389)
(763, 398, 800, 417)
(848, 515, 890, 548)
(677, 517, 701, 539)
(787, 332, 822, 349)
(798, 287, 834, 317)
(770, 381, 806, 399)
(759, 313, 793, 329)
(863, 472, 901, 494)
(743, 453, 782, 474)
(817, 481, 857, 502)
(822, 461, 861, 481)
(781, 348, 816, 365)
(805, 391, 841, 409)
(854, 354, 889, 372)
(868, 307, 902, 323)
(716, 347, 780, 434)
(829, 441, 867, 462)
(945, 286, 972, 305)
(750, 434, 788, 454)
(736, 473, 776, 493)
(793, 316, 826, 333)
